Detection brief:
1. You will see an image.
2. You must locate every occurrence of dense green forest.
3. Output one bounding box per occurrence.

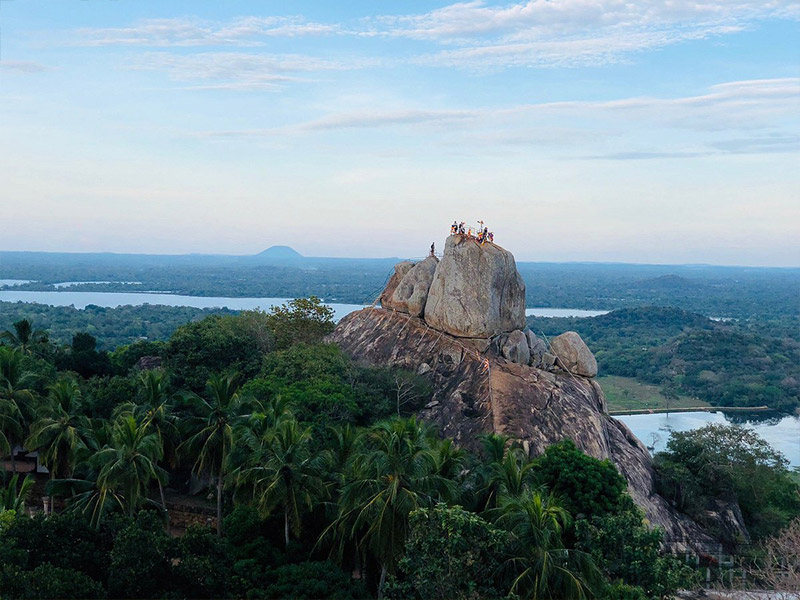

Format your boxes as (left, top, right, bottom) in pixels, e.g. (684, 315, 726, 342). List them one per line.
(0, 301, 233, 350)
(2, 300, 797, 412)
(3, 250, 799, 318)
(528, 307, 800, 412)
(3, 301, 797, 599)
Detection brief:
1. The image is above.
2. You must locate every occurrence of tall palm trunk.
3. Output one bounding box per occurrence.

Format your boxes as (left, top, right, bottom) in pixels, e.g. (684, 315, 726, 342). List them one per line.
(48, 469, 55, 515)
(284, 507, 290, 549)
(378, 564, 388, 599)
(216, 472, 223, 536)
(158, 479, 169, 528)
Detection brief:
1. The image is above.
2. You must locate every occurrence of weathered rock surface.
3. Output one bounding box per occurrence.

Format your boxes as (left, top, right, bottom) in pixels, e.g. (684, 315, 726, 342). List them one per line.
(701, 501, 751, 547)
(380, 261, 415, 310)
(328, 307, 713, 544)
(424, 235, 526, 338)
(391, 256, 439, 317)
(499, 330, 530, 365)
(525, 329, 548, 368)
(550, 331, 598, 377)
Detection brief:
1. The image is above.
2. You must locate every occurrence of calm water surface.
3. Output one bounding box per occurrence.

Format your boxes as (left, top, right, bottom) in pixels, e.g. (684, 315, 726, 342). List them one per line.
(526, 308, 608, 318)
(616, 411, 800, 468)
(0, 291, 368, 322)
(0, 290, 608, 322)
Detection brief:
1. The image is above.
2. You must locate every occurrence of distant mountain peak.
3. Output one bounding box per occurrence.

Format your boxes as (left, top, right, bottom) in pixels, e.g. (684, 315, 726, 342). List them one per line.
(256, 246, 303, 258)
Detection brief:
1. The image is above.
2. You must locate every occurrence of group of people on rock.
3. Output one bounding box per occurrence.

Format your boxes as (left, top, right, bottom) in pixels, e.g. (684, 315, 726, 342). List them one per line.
(450, 220, 494, 245)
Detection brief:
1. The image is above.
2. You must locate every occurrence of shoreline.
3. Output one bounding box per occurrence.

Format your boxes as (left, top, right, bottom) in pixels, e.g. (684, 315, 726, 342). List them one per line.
(609, 406, 771, 416)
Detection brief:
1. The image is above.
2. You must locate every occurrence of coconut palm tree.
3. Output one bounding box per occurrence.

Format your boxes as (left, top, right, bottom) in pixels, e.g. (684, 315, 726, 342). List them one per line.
(114, 370, 179, 516)
(93, 415, 166, 518)
(179, 372, 259, 535)
(236, 417, 327, 548)
(327, 417, 456, 597)
(495, 491, 600, 600)
(431, 437, 466, 481)
(48, 474, 125, 528)
(25, 378, 91, 480)
(0, 347, 37, 472)
(322, 423, 359, 484)
(0, 398, 22, 459)
(0, 472, 35, 512)
(475, 433, 539, 511)
(1, 319, 48, 355)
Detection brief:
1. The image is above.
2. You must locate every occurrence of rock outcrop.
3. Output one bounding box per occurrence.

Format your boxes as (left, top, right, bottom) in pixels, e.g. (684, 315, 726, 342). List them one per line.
(550, 331, 598, 377)
(331, 234, 715, 545)
(380, 261, 415, 310)
(328, 308, 712, 544)
(390, 256, 438, 317)
(498, 330, 530, 365)
(424, 235, 526, 338)
(525, 330, 549, 369)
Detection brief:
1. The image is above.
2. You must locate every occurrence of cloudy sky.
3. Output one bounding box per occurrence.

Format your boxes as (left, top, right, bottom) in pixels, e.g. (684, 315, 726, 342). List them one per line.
(1, 1, 798, 266)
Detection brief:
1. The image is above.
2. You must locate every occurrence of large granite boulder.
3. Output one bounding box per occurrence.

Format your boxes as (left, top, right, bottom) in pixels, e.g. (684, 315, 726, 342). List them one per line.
(391, 256, 438, 317)
(328, 307, 714, 546)
(550, 331, 598, 377)
(380, 261, 415, 310)
(424, 235, 526, 338)
(499, 330, 530, 365)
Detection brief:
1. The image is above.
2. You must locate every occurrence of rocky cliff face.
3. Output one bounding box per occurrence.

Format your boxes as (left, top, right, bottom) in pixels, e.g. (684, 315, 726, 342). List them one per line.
(328, 235, 715, 545)
(329, 308, 712, 544)
(424, 235, 526, 338)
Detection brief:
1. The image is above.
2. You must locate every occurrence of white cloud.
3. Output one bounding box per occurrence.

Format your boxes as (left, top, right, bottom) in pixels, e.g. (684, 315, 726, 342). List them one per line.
(372, 0, 798, 41)
(368, 0, 798, 67)
(0, 60, 51, 73)
(191, 77, 799, 138)
(70, 1, 799, 70)
(417, 25, 745, 68)
(76, 16, 338, 47)
(131, 52, 369, 90)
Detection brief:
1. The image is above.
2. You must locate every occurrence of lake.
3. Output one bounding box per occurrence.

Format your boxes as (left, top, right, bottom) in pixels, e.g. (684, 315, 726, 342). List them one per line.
(526, 308, 608, 318)
(616, 411, 800, 468)
(0, 291, 371, 322)
(0, 290, 608, 322)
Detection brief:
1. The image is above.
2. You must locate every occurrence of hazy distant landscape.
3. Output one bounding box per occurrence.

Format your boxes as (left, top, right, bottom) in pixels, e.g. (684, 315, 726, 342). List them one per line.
(2, 248, 798, 417)
(3, 246, 798, 316)
(2, 1, 798, 597)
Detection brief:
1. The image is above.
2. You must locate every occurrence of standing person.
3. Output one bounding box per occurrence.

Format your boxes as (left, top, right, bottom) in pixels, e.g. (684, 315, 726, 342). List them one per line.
(451, 221, 458, 234)
(430, 242, 435, 256)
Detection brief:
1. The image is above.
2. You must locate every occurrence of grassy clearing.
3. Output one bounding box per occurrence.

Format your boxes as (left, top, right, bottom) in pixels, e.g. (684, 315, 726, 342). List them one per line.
(598, 375, 710, 412)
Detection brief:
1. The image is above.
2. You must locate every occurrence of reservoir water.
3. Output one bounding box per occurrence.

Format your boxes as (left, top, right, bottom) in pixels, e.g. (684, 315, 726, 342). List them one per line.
(616, 411, 800, 469)
(0, 291, 369, 323)
(0, 290, 608, 322)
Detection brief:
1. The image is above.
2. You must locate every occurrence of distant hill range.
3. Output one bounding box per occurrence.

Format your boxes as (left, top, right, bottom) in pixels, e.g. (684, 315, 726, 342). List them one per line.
(0, 246, 401, 269)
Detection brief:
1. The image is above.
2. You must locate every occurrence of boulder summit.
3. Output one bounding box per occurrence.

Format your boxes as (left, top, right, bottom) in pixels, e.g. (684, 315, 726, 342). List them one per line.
(327, 232, 716, 545)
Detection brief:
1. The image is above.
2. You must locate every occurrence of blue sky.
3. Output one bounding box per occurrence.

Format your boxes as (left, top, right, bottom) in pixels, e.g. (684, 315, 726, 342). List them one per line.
(1, 1, 798, 266)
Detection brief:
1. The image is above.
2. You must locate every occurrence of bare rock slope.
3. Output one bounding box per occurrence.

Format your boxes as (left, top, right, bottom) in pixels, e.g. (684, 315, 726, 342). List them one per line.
(329, 307, 710, 543)
(328, 234, 712, 544)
